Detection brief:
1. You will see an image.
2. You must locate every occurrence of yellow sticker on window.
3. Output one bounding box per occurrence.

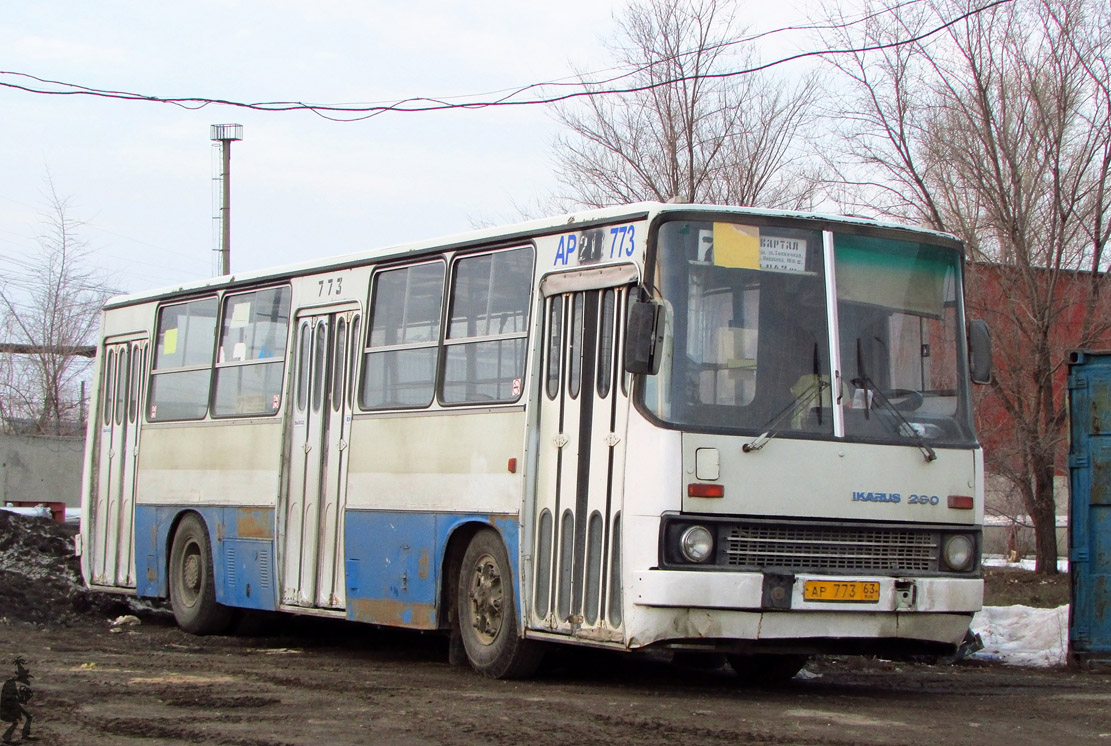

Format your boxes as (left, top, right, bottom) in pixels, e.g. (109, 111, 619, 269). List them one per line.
(712, 223, 760, 269)
(163, 328, 178, 355)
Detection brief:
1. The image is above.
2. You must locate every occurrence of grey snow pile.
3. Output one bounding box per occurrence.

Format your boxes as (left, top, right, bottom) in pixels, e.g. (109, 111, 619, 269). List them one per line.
(970, 604, 1069, 667)
(0, 510, 126, 625)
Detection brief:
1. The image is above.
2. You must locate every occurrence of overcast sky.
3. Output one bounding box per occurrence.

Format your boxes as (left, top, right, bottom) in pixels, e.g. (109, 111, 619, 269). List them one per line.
(0, 1, 815, 297)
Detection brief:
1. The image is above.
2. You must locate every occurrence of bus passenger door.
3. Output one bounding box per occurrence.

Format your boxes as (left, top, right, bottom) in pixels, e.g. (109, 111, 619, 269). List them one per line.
(531, 284, 631, 640)
(282, 307, 358, 609)
(92, 337, 147, 588)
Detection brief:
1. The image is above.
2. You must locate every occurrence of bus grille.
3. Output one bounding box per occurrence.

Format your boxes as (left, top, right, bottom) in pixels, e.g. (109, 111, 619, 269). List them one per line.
(722, 524, 939, 572)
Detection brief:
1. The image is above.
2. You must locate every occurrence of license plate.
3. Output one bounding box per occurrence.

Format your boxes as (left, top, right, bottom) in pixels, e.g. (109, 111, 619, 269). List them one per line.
(803, 580, 881, 603)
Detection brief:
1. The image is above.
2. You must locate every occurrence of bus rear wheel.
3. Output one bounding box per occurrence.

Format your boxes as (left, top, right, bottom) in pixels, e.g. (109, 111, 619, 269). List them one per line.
(457, 529, 543, 679)
(169, 513, 233, 635)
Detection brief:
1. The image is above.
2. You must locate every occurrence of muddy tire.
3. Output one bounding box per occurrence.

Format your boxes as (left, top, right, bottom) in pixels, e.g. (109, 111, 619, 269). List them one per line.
(169, 513, 233, 635)
(728, 653, 808, 684)
(457, 529, 543, 679)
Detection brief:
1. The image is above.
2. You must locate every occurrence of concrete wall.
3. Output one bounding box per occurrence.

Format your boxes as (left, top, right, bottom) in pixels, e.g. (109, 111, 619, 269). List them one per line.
(0, 434, 84, 508)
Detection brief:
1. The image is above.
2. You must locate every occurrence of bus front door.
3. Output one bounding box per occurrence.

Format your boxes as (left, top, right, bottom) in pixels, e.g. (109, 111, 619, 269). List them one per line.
(531, 285, 630, 641)
(92, 337, 147, 588)
(282, 307, 360, 609)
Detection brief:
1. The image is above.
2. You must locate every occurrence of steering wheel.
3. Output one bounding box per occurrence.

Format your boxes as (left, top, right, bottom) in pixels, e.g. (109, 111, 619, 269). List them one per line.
(880, 388, 924, 412)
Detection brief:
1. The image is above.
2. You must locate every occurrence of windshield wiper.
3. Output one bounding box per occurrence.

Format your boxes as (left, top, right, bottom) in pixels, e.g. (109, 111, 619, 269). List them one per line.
(853, 337, 935, 462)
(742, 378, 827, 453)
(853, 375, 937, 462)
(744, 345, 826, 454)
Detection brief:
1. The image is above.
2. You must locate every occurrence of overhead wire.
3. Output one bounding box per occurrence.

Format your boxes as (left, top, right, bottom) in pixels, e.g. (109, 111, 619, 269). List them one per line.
(0, 0, 1011, 297)
(0, 0, 1010, 122)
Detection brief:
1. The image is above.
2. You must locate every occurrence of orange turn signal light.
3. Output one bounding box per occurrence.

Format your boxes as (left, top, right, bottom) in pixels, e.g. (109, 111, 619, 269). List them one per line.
(688, 483, 724, 498)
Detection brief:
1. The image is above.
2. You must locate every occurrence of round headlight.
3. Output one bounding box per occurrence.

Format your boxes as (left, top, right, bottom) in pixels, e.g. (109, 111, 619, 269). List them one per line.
(679, 525, 714, 563)
(942, 534, 975, 571)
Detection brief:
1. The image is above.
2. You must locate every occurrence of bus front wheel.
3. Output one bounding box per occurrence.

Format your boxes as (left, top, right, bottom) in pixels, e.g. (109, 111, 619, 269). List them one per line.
(169, 513, 233, 635)
(728, 653, 808, 685)
(457, 530, 543, 679)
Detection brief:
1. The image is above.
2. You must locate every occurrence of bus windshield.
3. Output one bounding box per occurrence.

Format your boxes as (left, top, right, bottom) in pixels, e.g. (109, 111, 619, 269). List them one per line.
(645, 218, 976, 447)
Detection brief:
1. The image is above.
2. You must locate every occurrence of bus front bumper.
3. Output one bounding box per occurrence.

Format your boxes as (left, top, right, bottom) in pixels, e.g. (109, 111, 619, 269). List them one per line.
(626, 570, 982, 650)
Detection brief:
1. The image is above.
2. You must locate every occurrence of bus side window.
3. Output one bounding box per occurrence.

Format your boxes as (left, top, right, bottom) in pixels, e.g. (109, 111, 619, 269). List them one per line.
(212, 286, 292, 417)
(311, 321, 328, 413)
(148, 297, 218, 421)
(332, 317, 347, 412)
(597, 288, 616, 399)
(569, 293, 584, 400)
(348, 315, 360, 408)
(442, 246, 534, 405)
(361, 261, 445, 410)
(296, 322, 311, 412)
(128, 345, 144, 424)
(545, 298, 563, 400)
(115, 346, 129, 427)
(102, 348, 116, 427)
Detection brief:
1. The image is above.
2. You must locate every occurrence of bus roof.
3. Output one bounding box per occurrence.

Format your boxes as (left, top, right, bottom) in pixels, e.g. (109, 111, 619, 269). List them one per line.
(103, 202, 961, 310)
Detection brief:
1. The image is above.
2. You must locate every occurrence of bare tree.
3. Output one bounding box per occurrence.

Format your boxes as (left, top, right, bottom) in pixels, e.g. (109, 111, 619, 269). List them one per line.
(821, 0, 1111, 572)
(552, 0, 820, 209)
(0, 180, 111, 435)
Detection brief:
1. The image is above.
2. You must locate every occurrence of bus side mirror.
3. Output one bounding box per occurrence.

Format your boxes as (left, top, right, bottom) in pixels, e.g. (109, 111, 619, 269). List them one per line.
(969, 319, 992, 384)
(625, 301, 664, 375)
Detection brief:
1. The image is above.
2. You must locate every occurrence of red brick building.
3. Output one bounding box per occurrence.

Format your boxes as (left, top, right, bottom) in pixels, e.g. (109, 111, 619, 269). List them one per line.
(966, 262, 1111, 557)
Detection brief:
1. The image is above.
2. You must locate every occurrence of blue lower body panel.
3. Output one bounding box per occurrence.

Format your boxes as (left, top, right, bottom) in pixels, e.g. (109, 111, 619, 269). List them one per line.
(133, 505, 278, 611)
(344, 511, 519, 630)
(133, 504, 519, 628)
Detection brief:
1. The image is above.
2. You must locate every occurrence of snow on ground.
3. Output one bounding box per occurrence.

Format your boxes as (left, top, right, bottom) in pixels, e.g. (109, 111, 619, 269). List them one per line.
(971, 555, 1069, 667)
(970, 604, 1069, 667)
(982, 554, 1069, 573)
(1, 505, 81, 522)
(0, 504, 52, 519)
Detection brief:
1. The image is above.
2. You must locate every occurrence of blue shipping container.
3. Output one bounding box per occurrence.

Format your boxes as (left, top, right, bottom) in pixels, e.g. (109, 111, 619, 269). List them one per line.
(1068, 350, 1111, 666)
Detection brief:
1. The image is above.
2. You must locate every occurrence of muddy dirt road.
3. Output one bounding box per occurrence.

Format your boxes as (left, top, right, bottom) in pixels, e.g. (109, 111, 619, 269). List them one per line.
(4, 613, 1109, 746)
(0, 513, 1101, 745)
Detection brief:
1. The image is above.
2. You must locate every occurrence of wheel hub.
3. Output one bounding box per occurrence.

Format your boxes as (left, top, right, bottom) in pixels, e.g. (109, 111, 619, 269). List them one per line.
(468, 553, 504, 645)
(181, 545, 201, 603)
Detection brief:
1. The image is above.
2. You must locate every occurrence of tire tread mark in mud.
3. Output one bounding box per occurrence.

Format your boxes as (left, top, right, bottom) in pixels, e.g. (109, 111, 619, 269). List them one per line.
(251, 670, 401, 696)
(594, 713, 874, 746)
(162, 693, 281, 708)
(92, 715, 296, 746)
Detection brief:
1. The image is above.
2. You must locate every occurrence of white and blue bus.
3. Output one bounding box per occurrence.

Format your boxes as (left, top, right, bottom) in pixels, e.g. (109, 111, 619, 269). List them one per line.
(80, 203, 991, 679)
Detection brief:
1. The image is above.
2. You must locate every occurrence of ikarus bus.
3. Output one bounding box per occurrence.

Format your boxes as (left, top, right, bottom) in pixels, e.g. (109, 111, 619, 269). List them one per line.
(79, 203, 992, 680)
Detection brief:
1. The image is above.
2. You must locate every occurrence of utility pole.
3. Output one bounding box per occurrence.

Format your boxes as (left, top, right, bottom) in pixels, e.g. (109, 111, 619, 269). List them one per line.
(210, 124, 243, 276)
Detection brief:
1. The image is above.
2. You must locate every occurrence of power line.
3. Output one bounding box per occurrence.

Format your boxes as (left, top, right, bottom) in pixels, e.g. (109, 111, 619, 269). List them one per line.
(0, 0, 1010, 123)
